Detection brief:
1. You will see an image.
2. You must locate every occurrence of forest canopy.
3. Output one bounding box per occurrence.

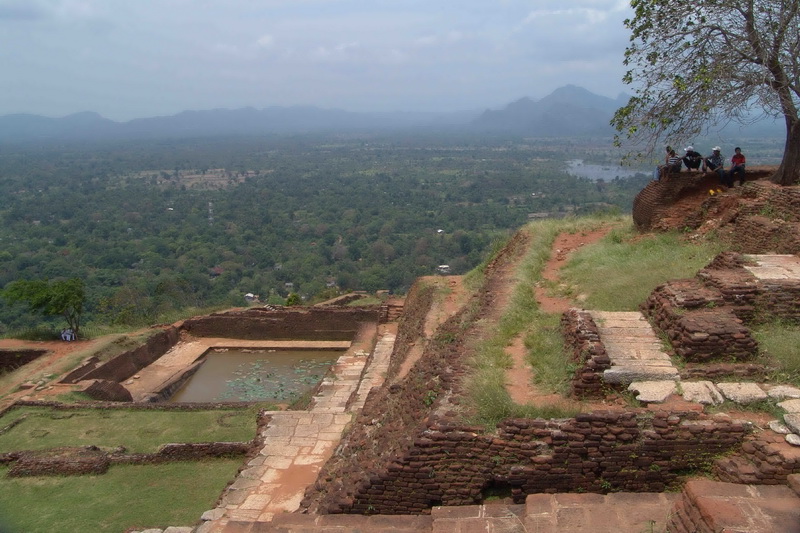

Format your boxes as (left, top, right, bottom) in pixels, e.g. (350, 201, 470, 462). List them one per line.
(0, 133, 653, 333)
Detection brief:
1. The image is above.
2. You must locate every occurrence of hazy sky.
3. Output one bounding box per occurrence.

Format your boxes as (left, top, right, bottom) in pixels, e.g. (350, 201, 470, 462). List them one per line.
(1, 0, 634, 121)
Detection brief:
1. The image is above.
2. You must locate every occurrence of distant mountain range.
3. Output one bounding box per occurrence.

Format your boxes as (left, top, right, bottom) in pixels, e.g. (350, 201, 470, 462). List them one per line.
(0, 85, 783, 144)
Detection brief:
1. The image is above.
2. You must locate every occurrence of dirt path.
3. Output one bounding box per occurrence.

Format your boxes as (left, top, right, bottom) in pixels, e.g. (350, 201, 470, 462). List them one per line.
(395, 276, 467, 382)
(0, 338, 106, 407)
(505, 226, 612, 406)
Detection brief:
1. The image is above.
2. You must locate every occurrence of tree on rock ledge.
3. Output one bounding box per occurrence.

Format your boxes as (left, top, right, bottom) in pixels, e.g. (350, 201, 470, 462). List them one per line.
(612, 0, 800, 186)
(1, 278, 85, 337)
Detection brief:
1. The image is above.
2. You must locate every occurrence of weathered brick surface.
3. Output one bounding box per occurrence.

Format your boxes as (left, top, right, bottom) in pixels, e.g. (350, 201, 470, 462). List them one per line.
(61, 327, 181, 384)
(0, 349, 48, 373)
(561, 309, 611, 398)
(641, 282, 757, 362)
(82, 379, 134, 402)
(7, 447, 110, 477)
(182, 306, 379, 341)
(632, 173, 724, 231)
(311, 411, 749, 515)
(713, 432, 800, 485)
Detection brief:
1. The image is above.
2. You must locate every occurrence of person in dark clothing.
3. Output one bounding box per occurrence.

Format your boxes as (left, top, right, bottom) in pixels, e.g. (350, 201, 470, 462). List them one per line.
(682, 146, 703, 171)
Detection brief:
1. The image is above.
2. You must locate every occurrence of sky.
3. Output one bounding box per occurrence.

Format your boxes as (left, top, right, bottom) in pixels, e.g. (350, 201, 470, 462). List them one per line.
(0, 0, 634, 122)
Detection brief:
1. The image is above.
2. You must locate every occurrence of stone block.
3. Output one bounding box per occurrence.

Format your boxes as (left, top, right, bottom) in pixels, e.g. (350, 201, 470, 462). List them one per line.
(681, 381, 724, 405)
(628, 381, 677, 403)
(604, 365, 679, 385)
(784, 413, 800, 434)
(767, 385, 800, 400)
(778, 399, 800, 413)
(716, 382, 768, 404)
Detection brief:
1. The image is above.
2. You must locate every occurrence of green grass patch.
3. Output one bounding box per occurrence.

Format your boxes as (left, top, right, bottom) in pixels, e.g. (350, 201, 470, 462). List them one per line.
(558, 228, 726, 311)
(0, 406, 260, 453)
(0, 459, 241, 533)
(465, 216, 623, 427)
(753, 321, 800, 386)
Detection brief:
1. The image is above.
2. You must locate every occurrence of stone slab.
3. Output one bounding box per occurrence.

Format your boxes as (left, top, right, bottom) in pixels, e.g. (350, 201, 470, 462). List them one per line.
(785, 413, 800, 434)
(768, 385, 800, 400)
(778, 399, 800, 413)
(681, 381, 724, 405)
(716, 382, 768, 404)
(769, 420, 792, 435)
(628, 381, 677, 403)
(604, 366, 679, 385)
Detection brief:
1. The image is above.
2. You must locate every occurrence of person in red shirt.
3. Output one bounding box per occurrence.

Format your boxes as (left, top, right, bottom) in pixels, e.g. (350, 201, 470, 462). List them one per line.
(729, 147, 746, 187)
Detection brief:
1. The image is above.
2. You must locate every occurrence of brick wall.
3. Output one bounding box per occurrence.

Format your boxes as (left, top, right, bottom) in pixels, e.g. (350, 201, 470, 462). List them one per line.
(317, 411, 749, 514)
(0, 349, 48, 373)
(715, 432, 800, 485)
(181, 306, 379, 341)
(61, 327, 181, 384)
(561, 309, 610, 398)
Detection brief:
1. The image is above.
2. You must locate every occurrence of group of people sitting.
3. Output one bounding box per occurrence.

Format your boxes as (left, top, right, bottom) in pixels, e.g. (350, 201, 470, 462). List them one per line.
(655, 145, 746, 187)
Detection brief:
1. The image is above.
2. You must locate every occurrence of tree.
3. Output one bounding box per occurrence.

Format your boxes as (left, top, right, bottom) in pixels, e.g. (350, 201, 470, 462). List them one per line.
(1, 278, 85, 335)
(612, 0, 800, 185)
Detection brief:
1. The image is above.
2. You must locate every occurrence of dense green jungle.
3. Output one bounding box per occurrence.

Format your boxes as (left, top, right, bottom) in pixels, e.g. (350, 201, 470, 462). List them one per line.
(2, 131, 761, 335)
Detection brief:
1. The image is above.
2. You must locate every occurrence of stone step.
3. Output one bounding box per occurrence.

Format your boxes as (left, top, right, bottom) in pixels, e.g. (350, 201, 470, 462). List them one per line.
(431, 503, 525, 532)
(525, 492, 678, 532)
(603, 365, 679, 385)
(588, 310, 680, 387)
(667, 478, 800, 533)
(241, 514, 433, 532)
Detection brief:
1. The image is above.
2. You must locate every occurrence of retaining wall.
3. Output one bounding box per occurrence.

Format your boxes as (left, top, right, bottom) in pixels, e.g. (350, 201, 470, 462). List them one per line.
(0, 349, 48, 373)
(181, 306, 380, 341)
(316, 411, 750, 514)
(61, 327, 181, 385)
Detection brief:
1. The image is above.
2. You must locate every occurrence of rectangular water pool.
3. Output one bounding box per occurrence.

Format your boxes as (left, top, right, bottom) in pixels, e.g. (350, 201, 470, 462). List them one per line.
(169, 348, 343, 403)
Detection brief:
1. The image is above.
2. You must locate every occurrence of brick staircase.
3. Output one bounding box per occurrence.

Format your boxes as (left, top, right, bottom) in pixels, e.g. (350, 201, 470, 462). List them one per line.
(668, 476, 800, 533)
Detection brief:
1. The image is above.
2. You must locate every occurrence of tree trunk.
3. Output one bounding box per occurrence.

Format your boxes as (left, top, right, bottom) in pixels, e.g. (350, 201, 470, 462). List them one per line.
(771, 118, 800, 186)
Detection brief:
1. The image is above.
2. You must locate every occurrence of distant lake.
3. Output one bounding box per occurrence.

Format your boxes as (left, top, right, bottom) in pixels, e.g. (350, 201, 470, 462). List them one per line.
(566, 160, 646, 181)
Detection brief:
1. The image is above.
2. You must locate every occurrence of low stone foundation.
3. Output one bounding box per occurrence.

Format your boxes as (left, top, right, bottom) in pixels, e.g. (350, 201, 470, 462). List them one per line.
(7, 446, 110, 477)
(641, 281, 757, 362)
(715, 432, 800, 485)
(561, 309, 611, 398)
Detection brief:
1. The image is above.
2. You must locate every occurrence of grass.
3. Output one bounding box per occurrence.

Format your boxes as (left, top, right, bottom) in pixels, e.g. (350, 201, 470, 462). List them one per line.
(753, 321, 800, 387)
(0, 459, 241, 533)
(0, 405, 261, 453)
(558, 227, 727, 311)
(465, 216, 626, 426)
